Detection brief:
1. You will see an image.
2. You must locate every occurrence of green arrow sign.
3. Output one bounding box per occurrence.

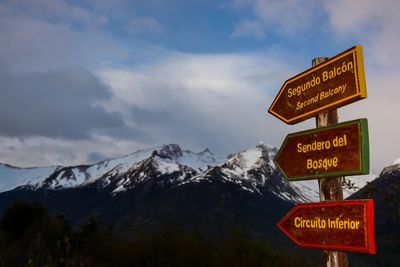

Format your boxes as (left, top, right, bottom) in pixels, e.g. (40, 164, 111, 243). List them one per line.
(274, 119, 369, 181)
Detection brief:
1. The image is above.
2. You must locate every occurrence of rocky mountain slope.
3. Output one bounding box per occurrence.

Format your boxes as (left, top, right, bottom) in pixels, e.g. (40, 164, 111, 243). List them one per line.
(0, 143, 374, 202)
(0, 144, 312, 239)
(0, 144, 379, 237)
(0, 144, 316, 202)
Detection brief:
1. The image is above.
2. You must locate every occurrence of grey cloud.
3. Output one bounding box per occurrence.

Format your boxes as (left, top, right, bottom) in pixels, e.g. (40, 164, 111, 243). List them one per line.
(130, 105, 207, 137)
(88, 152, 107, 163)
(127, 90, 259, 156)
(97, 126, 154, 143)
(0, 17, 126, 72)
(0, 66, 125, 139)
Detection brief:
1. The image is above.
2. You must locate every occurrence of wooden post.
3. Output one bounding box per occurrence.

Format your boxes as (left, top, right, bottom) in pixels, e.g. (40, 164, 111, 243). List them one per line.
(312, 57, 349, 267)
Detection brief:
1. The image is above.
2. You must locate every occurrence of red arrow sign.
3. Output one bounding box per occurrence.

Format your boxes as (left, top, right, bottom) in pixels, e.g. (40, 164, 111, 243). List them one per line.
(268, 46, 367, 124)
(274, 119, 369, 181)
(277, 200, 375, 254)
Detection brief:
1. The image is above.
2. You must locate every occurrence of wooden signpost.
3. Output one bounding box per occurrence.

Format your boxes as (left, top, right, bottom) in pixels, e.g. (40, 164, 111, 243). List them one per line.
(268, 46, 374, 267)
(268, 46, 367, 125)
(274, 119, 369, 181)
(277, 200, 376, 254)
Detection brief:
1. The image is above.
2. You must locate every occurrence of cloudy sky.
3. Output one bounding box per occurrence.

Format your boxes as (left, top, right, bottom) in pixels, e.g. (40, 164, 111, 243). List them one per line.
(0, 0, 399, 173)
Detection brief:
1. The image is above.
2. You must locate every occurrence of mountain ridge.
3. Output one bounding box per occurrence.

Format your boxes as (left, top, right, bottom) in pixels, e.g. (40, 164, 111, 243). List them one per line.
(0, 143, 300, 241)
(0, 143, 379, 203)
(0, 144, 398, 267)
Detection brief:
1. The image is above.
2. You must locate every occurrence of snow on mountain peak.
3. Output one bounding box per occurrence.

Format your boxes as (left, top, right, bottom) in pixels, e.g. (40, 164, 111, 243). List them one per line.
(380, 158, 400, 177)
(196, 144, 278, 193)
(0, 142, 380, 206)
(76, 145, 220, 192)
(226, 144, 276, 171)
(0, 164, 59, 193)
(0, 144, 219, 192)
(229, 148, 260, 169)
(134, 144, 219, 172)
(157, 144, 183, 160)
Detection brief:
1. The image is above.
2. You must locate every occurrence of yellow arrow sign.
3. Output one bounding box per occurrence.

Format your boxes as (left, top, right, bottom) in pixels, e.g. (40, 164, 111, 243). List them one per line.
(268, 46, 367, 124)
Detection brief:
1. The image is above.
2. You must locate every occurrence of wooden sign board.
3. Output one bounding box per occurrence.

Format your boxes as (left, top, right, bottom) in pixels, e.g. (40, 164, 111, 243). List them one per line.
(268, 46, 367, 124)
(277, 200, 375, 254)
(274, 119, 369, 181)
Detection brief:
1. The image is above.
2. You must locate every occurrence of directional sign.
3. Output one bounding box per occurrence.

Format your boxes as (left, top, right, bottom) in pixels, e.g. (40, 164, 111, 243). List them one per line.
(277, 200, 375, 254)
(268, 46, 367, 124)
(274, 119, 369, 181)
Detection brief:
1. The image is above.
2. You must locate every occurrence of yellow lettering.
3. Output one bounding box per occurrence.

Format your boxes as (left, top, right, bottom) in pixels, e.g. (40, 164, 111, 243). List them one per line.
(333, 134, 348, 147)
(297, 143, 302, 153)
(347, 61, 353, 72)
(295, 94, 319, 111)
(333, 157, 338, 167)
(325, 218, 361, 230)
(307, 159, 312, 169)
(322, 71, 328, 81)
(287, 88, 293, 98)
(295, 217, 301, 227)
(298, 140, 331, 153)
(305, 157, 338, 171)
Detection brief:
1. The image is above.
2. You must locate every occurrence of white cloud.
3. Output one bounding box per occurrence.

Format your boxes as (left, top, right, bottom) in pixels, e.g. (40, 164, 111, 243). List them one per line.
(325, 0, 397, 34)
(325, 0, 400, 68)
(229, 0, 322, 38)
(0, 16, 126, 72)
(128, 16, 163, 34)
(98, 52, 296, 157)
(231, 20, 265, 39)
(0, 0, 130, 73)
(0, 136, 145, 168)
(253, 0, 320, 33)
(0, 41, 300, 167)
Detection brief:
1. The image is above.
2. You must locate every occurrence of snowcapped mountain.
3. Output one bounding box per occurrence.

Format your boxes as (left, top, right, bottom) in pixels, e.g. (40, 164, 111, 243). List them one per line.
(0, 143, 377, 202)
(381, 158, 400, 176)
(0, 163, 59, 192)
(1, 144, 218, 192)
(0, 143, 389, 248)
(0, 143, 306, 238)
(0, 143, 318, 203)
(392, 158, 400, 166)
(184, 144, 314, 203)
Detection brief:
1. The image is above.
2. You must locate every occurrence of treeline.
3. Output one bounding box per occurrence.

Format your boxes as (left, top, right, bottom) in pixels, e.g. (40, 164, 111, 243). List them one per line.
(0, 201, 315, 267)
